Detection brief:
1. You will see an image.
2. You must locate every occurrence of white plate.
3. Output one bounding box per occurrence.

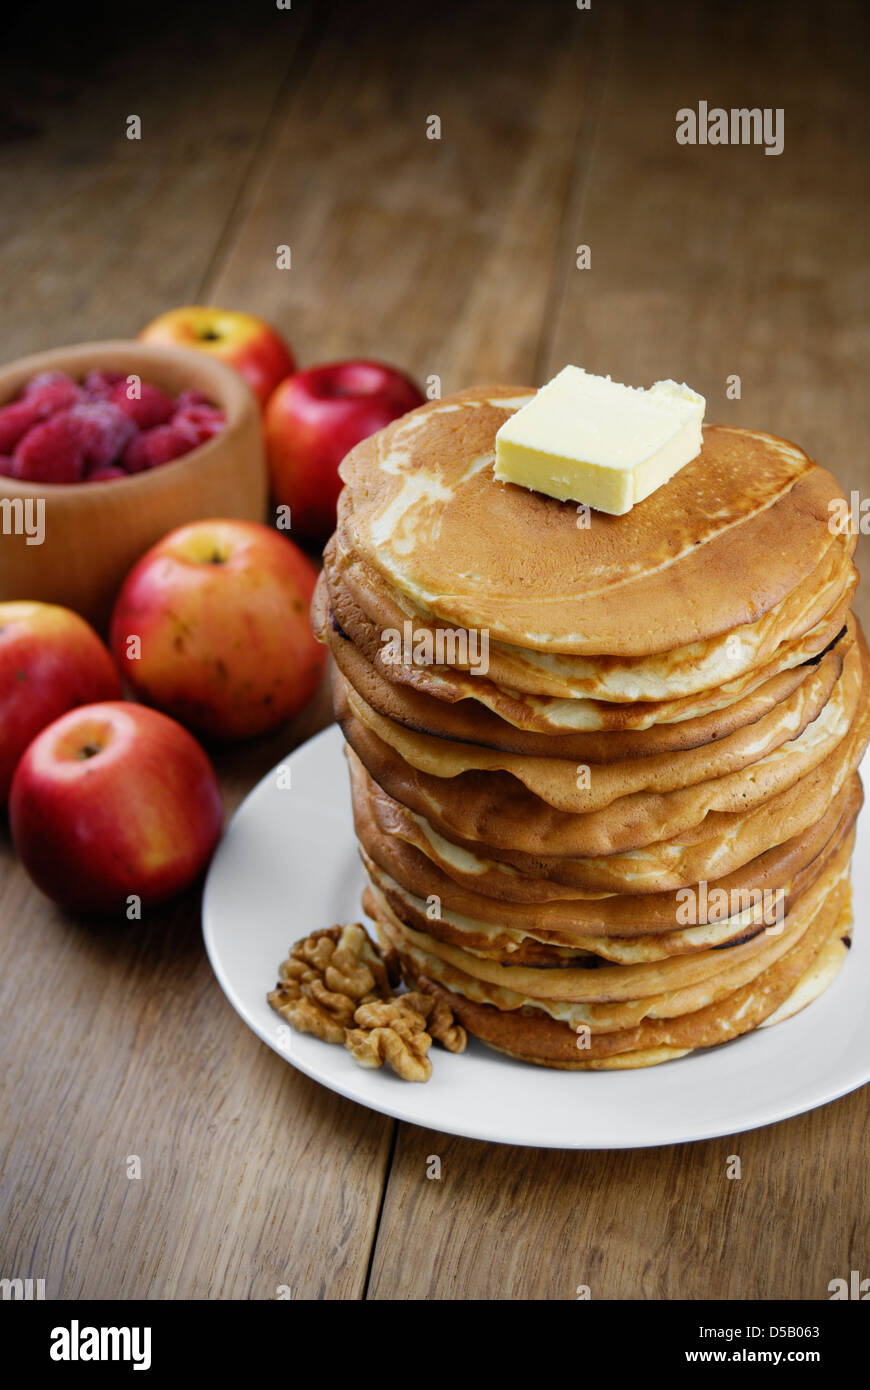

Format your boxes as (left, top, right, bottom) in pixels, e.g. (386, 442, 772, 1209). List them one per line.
(202, 726, 870, 1149)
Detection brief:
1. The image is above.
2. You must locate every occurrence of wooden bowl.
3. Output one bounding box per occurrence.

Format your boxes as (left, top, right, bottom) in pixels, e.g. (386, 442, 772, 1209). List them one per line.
(0, 340, 267, 630)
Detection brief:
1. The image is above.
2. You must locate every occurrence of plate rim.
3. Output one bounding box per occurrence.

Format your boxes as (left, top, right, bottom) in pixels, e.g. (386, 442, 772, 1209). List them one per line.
(202, 724, 870, 1149)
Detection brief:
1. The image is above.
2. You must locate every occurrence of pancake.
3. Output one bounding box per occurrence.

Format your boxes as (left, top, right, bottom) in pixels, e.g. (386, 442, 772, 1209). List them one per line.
(316, 381, 867, 1070)
(361, 782, 859, 964)
(321, 554, 855, 733)
(758, 927, 851, 1029)
(454, 908, 850, 1069)
(367, 873, 852, 1066)
(368, 825, 852, 1018)
(338, 388, 855, 655)
(334, 634, 847, 798)
(316, 572, 853, 757)
(328, 526, 856, 702)
(341, 637, 867, 861)
(346, 685, 869, 890)
(333, 631, 844, 795)
(355, 771, 862, 937)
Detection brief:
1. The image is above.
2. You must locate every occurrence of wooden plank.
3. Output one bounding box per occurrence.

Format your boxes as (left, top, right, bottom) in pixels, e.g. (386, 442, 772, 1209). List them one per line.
(206, 0, 611, 393)
(543, 0, 870, 629)
(367, 1093, 870, 1300)
(195, 0, 610, 1300)
(2, 0, 609, 1298)
(0, 6, 398, 1301)
(366, 0, 870, 1301)
(0, 676, 398, 1300)
(0, 6, 310, 360)
(4, 0, 867, 1305)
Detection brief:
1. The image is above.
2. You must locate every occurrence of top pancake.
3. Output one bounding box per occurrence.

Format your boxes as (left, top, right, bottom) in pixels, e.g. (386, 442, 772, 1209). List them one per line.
(338, 387, 853, 656)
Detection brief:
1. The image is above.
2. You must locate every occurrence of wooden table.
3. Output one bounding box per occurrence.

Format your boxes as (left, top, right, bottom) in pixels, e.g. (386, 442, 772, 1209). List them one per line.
(2, 0, 868, 1300)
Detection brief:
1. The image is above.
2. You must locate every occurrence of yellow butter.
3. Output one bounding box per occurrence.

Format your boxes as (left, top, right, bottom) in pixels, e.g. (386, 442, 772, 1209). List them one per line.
(494, 366, 705, 514)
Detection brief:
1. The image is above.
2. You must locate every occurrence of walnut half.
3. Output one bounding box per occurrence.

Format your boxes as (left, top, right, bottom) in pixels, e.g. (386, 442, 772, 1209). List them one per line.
(268, 923, 391, 1045)
(267, 926, 465, 1081)
(345, 998, 434, 1083)
(403, 991, 467, 1054)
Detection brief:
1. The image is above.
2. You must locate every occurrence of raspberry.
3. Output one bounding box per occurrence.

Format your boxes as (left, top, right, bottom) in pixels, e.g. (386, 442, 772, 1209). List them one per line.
(0, 455, 19, 478)
(70, 402, 136, 467)
(13, 410, 85, 484)
(83, 369, 125, 400)
(0, 399, 42, 452)
(173, 389, 213, 411)
(85, 465, 127, 483)
(22, 371, 82, 415)
(171, 403, 225, 443)
(111, 380, 175, 429)
(122, 421, 198, 473)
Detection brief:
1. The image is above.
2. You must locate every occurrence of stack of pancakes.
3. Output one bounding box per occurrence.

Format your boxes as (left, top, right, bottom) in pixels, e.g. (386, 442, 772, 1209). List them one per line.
(313, 386, 869, 1069)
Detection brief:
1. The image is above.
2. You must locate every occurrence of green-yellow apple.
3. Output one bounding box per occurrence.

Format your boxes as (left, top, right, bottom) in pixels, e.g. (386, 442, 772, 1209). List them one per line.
(9, 701, 223, 913)
(0, 601, 121, 804)
(139, 306, 296, 407)
(264, 360, 424, 543)
(109, 519, 326, 739)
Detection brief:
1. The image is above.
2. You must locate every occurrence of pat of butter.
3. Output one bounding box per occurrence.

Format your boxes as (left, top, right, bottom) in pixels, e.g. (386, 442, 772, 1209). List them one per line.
(494, 366, 705, 514)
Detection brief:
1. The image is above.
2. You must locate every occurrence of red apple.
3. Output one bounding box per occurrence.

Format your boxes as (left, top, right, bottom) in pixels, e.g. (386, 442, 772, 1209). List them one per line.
(138, 306, 296, 408)
(264, 360, 425, 544)
(0, 601, 121, 804)
(9, 702, 223, 913)
(109, 519, 326, 740)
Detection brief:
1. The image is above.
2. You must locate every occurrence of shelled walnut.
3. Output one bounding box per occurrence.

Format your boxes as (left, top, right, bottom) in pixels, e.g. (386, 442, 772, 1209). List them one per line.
(402, 990, 467, 1053)
(267, 926, 466, 1082)
(267, 923, 391, 1044)
(346, 997, 434, 1082)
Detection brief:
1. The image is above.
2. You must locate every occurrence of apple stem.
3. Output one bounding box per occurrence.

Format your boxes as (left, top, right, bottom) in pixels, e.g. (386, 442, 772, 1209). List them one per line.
(78, 743, 102, 759)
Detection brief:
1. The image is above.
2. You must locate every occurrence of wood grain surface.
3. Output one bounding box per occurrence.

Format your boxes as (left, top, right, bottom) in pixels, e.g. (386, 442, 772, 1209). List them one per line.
(1, 0, 868, 1301)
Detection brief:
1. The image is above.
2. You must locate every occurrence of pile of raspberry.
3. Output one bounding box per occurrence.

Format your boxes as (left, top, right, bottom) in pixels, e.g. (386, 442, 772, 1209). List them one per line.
(0, 371, 226, 484)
